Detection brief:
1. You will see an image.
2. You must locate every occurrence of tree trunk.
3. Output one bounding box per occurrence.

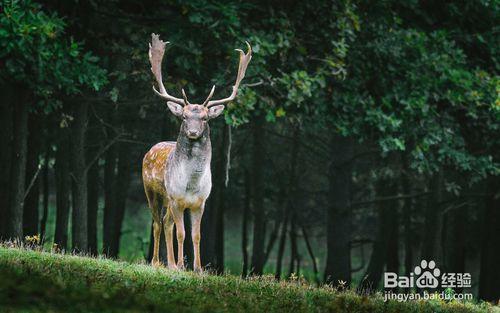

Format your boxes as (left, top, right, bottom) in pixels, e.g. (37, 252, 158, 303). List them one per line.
(214, 177, 226, 272)
(0, 85, 14, 238)
(443, 202, 465, 292)
(86, 113, 100, 256)
(275, 214, 288, 280)
(70, 102, 89, 252)
(421, 172, 443, 261)
(40, 143, 50, 242)
(201, 196, 216, 267)
(102, 141, 117, 255)
(107, 143, 132, 258)
(358, 178, 398, 292)
(478, 178, 500, 301)
(287, 212, 299, 277)
(23, 113, 42, 237)
(263, 185, 286, 266)
(250, 116, 266, 275)
(54, 133, 71, 250)
(211, 123, 230, 272)
(402, 174, 413, 278)
(301, 224, 320, 284)
(7, 95, 29, 240)
(359, 210, 387, 292)
(87, 159, 99, 256)
(286, 127, 301, 278)
(241, 170, 251, 277)
(103, 132, 132, 258)
(385, 184, 400, 275)
(263, 218, 281, 265)
(324, 135, 353, 286)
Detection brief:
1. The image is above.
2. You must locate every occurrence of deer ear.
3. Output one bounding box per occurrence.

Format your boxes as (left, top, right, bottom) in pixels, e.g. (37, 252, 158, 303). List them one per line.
(167, 101, 183, 117)
(208, 105, 225, 119)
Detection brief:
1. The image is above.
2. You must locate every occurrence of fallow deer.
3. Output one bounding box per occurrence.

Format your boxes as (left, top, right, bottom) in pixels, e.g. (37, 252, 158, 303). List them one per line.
(142, 34, 252, 271)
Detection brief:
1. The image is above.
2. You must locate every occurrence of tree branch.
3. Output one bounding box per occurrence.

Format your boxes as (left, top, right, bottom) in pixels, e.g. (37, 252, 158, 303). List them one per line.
(352, 192, 431, 207)
(84, 134, 123, 174)
(23, 164, 42, 201)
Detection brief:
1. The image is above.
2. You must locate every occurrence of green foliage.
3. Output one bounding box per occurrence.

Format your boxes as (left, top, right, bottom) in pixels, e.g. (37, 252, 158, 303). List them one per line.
(0, 0, 107, 111)
(1, 0, 497, 181)
(331, 6, 499, 181)
(141, 1, 358, 125)
(71, 0, 497, 186)
(0, 247, 494, 313)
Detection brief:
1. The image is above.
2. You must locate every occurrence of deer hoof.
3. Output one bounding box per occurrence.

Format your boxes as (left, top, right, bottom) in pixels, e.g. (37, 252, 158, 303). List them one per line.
(168, 263, 178, 270)
(176, 263, 185, 271)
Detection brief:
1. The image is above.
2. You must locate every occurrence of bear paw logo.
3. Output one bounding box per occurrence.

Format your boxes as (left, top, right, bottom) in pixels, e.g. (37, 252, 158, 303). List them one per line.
(414, 260, 441, 289)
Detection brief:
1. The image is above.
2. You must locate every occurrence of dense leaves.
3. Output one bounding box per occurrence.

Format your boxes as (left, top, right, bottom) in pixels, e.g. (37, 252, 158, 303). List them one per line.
(0, 0, 107, 111)
(338, 25, 499, 180)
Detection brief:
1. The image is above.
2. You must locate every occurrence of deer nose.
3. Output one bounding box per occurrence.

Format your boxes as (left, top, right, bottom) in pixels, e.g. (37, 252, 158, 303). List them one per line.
(188, 130, 199, 138)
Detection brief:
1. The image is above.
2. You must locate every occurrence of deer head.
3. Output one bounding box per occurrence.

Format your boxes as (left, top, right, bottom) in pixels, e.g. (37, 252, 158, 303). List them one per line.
(148, 33, 252, 140)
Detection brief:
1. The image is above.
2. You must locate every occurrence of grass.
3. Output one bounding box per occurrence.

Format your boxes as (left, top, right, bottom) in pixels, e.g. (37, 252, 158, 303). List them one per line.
(39, 198, 362, 284)
(39, 198, 332, 281)
(0, 246, 497, 313)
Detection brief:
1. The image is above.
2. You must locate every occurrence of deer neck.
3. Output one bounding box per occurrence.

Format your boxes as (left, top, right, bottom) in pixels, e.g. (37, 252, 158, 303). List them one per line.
(173, 126, 211, 170)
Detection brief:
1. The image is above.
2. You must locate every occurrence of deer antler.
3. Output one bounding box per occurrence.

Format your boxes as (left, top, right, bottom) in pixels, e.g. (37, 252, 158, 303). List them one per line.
(201, 85, 216, 106)
(206, 42, 252, 107)
(181, 88, 191, 105)
(149, 33, 185, 105)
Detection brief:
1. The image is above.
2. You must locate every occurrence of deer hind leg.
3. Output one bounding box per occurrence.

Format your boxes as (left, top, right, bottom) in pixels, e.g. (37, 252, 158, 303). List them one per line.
(163, 199, 177, 269)
(190, 204, 205, 272)
(150, 193, 163, 267)
(144, 186, 155, 210)
(170, 203, 186, 269)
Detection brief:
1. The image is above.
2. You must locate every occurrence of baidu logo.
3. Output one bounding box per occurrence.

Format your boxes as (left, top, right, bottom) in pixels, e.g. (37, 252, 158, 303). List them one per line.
(384, 259, 471, 289)
(414, 260, 440, 288)
(383, 259, 473, 302)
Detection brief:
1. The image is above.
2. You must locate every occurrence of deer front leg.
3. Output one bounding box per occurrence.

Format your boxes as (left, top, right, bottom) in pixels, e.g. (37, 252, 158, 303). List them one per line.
(170, 204, 186, 269)
(163, 208, 177, 269)
(190, 204, 205, 272)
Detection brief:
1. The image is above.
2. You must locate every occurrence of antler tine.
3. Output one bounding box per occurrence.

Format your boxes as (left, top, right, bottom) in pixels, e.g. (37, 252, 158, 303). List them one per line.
(202, 85, 216, 106)
(206, 41, 252, 107)
(181, 88, 190, 106)
(149, 33, 185, 105)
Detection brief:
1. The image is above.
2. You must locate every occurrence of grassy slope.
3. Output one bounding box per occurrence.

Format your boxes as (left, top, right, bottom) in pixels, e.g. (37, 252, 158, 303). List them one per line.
(41, 198, 332, 282)
(0, 247, 496, 313)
